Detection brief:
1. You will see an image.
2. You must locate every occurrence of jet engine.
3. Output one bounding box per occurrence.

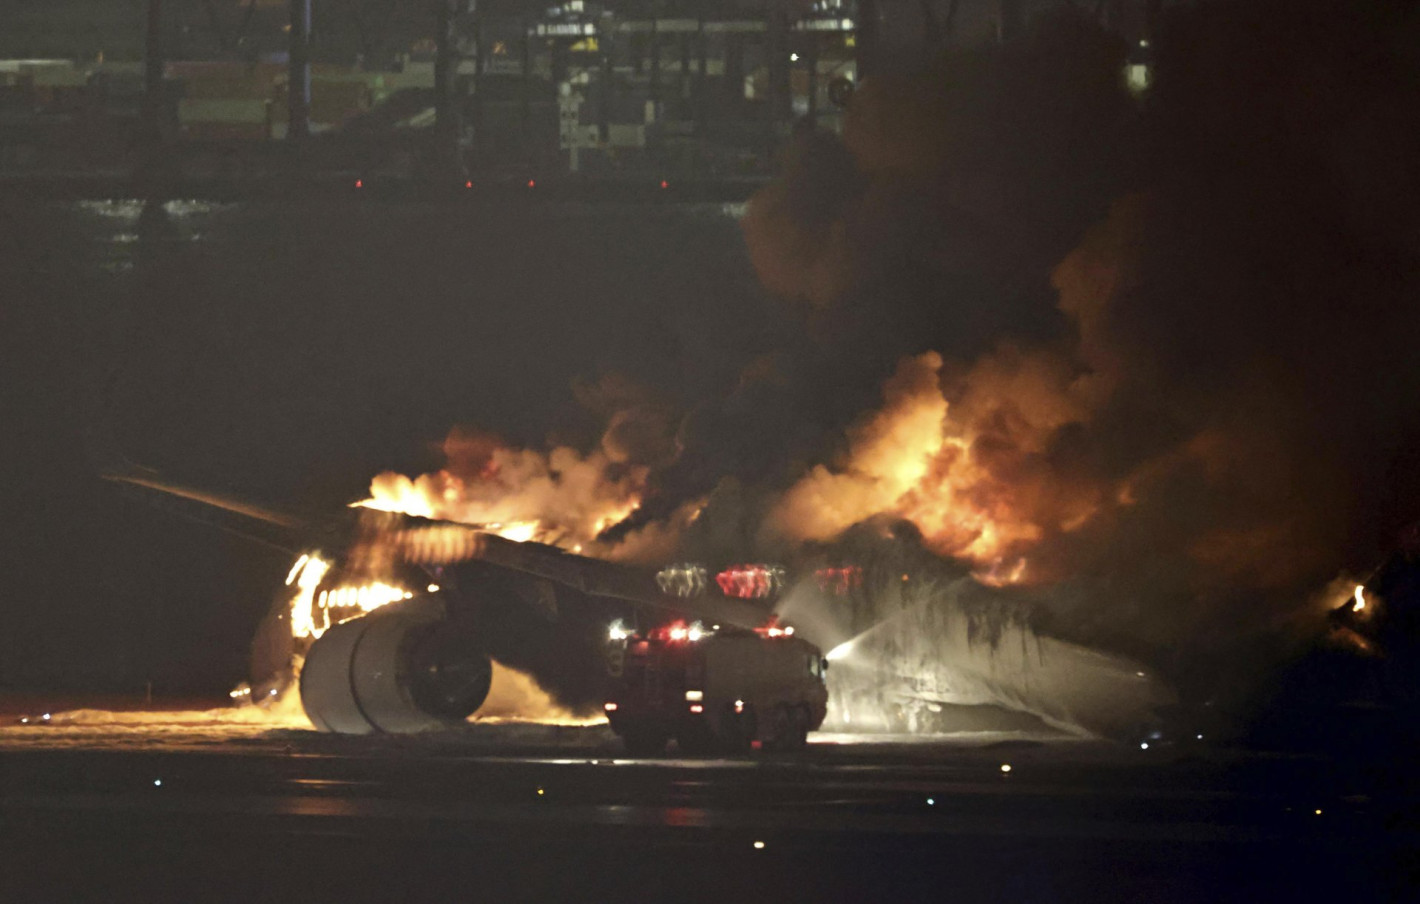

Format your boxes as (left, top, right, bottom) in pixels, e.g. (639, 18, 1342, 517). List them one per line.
(299, 597, 492, 734)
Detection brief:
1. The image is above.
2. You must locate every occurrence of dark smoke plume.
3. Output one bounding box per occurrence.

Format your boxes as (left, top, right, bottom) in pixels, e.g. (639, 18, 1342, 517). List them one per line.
(729, 0, 1420, 702)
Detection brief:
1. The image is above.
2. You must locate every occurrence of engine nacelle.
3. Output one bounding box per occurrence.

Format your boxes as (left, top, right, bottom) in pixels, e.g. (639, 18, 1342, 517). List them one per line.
(299, 597, 492, 734)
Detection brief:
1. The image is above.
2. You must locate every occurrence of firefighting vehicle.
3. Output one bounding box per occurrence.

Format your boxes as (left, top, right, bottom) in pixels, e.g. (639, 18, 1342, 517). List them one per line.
(603, 619, 829, 754)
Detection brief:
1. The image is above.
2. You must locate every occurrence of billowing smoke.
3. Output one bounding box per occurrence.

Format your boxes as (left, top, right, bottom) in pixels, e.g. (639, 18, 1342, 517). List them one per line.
(738, 0, 1420, 705)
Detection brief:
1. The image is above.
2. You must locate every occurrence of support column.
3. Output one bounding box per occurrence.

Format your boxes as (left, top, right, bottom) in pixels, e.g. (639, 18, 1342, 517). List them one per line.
(693, 18, 708, 141)
(288, 0, 311, 144)
(856, 0, 879, 81)
(649, 19, 661, 116)
(767, 6, 790, 124)
(433, 0, 465, 178)
(805, 33, 818, 129)
(139, 0, 167, 178)
(470, 0, 485, 168)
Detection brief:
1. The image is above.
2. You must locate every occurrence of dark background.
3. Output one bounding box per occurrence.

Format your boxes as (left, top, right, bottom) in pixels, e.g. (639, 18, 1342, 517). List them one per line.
(0, 197, 780, 696)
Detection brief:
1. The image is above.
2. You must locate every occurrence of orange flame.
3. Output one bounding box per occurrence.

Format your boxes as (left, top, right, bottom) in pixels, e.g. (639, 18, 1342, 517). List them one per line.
(356, 440, 644, 550)
(765, 351, 1101, 583)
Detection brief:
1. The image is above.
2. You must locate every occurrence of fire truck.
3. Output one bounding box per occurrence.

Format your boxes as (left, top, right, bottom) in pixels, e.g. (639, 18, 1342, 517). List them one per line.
(603, 620, 829, 755)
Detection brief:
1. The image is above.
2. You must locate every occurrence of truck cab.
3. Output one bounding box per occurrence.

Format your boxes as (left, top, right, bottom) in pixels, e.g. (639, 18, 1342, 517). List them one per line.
(604, 620, 829, 755)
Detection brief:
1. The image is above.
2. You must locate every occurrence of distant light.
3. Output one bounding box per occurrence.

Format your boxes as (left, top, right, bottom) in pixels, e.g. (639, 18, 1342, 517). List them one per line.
(465, 180, 473, 188)
(689, 704, 704, 713)
(19, 718, 27, 724)
(42, 713, 50, 721)
(1000, 764, 1012, 773)
(428, 584, 440, 593)
(659, 180, 668, 189)
(1196, 734, 1204, 740)
(790, 53, 799, 62)
(901, 573, 909, 582)
(355, 179, 363, 188)
(604, 702, 618, 711)
(527, 179, 536, 188)
(1140, 742, 1149, 750)
(685, 690, 703, 702)
(734, 699, 744, 713)
(926, 797, 935, 806)
(1136, 672, 1146, 678)
(753, 840, 765, 850)
(609, 620, 631, 642)
(1139, 39, 1150, 48)
(1314, 808, 1323, 816)
(784, 626, 794, 636)
(536, 788, 545, 796)
(153, 779, 162, 787)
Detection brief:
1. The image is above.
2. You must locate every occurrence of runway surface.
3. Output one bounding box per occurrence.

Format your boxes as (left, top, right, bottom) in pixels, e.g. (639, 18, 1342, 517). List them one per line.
(1, 705, 1412, 902)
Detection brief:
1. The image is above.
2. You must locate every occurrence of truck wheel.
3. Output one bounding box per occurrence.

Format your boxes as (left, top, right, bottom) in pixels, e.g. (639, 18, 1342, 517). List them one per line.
(724, 706, 756, 754)
(764, 704, 801, 752)
(790, 705, 812, 750)
(622, 728, 668, 756)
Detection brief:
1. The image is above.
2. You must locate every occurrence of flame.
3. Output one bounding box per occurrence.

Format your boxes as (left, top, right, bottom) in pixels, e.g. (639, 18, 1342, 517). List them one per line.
(1352, 584, 1366, 613)
(356, 438, 645, 551)
(765, 351, 1096, 583)
(287, 554, 331, 640)
(285, 552, 416, 641)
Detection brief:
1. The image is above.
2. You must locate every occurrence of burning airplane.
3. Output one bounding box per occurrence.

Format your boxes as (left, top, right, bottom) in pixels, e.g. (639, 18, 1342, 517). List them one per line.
(102, 432, 1181, 741)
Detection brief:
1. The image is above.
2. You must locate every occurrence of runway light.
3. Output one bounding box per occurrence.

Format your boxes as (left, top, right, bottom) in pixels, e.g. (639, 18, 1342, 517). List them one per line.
(753, 841, 765, 850)
(1196, 734, 1204, 740)
(1000, 764, 1012, 773)
(355, 179, 363, 188)
(1314, 808, 1322, 816)
(19, 718, 28, 724)
(42, 713, 50, 721)
(790, 53, 799, 61)
(926, 798, 935, 806)
(1140, 742, 1149, 750)
(527, 179, 536, 188)
(659, 180, 668, 189)
(537, 788, 545, 796)
(465, 180, 473, 188)
(153, 779, 162, 787)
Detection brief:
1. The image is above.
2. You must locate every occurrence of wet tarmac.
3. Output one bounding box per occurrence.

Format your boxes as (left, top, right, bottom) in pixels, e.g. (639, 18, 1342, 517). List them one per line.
(1, 715, 1409, 902)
